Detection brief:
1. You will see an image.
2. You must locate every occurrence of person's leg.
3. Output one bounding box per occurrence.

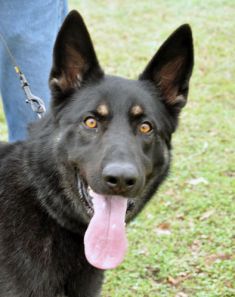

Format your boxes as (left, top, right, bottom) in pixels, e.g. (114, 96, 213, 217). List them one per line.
(0, 0, 68, 142)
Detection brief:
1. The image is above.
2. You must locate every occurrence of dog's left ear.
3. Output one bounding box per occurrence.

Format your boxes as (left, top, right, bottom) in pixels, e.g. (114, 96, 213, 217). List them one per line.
(139, 24, 194, 115)
(49, 10, 103, 99)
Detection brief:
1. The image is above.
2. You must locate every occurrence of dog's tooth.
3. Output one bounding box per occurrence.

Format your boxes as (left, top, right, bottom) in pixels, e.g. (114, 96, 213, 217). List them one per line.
(79, 188, 83, 197)
(87, 186, 92, 195)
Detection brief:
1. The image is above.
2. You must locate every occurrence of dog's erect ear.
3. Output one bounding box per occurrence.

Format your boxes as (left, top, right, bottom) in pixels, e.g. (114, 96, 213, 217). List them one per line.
(139, 24, 194, 115)
(49, 10, 103, 97)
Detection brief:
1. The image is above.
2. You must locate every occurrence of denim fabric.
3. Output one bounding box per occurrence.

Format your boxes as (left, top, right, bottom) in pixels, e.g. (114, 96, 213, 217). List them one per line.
(0, 0, 68, 142)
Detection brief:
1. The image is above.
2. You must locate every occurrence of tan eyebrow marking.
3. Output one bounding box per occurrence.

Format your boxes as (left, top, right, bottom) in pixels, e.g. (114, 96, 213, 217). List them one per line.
(131, 105, 144, 116)
(96, 104, 109, 116)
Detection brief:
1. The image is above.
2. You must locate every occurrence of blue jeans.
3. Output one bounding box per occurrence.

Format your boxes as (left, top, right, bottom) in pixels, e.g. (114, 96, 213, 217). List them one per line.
(0, 0, 68, 142)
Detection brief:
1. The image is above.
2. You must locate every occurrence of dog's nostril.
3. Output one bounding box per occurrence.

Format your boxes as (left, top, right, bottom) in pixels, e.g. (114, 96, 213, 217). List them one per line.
(106, 176, 118, 186)
(126, 178, 136, 187)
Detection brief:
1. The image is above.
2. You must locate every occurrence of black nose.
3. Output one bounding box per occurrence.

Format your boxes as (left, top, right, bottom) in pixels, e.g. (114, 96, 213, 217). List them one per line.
(102, 163, 139, 194)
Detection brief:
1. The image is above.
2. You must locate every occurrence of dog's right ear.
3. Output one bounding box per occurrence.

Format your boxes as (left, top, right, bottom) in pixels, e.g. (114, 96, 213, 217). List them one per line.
(49, 10, 103, 101)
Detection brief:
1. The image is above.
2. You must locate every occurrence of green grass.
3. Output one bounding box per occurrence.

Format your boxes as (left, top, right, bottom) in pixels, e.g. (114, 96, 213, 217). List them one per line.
(1, 0, 235, 296)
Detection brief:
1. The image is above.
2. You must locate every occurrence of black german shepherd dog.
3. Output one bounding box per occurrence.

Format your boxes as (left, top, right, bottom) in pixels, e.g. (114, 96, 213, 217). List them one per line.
(0, 10, 193, 297)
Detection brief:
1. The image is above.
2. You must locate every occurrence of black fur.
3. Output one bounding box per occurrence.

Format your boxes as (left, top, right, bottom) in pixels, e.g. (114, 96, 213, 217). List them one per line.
(0, 11, 193, 297)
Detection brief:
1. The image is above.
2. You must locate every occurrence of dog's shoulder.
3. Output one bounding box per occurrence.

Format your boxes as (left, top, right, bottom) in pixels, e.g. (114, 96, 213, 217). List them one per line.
(0, 141, 14, 158)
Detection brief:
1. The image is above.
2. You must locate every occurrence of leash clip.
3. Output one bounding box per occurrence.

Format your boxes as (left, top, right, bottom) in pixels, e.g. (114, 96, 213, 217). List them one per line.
(0, 31, 47, 119)
(18, 69, 46, 119)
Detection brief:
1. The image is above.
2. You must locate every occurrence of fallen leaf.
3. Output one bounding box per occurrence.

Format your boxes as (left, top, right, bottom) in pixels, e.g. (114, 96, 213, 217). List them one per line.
(224, 280, 234, 288)
(176, 213, 185, 220)
(175, 292, 188, 297)
(205, 253, 233, 265)
(190, 239, 202, 254)
(155, 222, 171, 235)
(188, 177, 208, 185)
(168, 276, 178, 285)
(200, 234, 209, 239)
(165, 189, 175, 196)
(165, 200, 172, 206)
(223, 171, 235, 177)
(168, 273, 191, 286)
(200, 209, 215, 221)
(136, 248, 148, 256)
(158, 222, 171, 230)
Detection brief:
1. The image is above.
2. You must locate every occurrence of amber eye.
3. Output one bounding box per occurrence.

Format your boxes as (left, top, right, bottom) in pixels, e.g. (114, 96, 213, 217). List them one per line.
(139, 122, 153, 134)
(84, 117, 97, 129)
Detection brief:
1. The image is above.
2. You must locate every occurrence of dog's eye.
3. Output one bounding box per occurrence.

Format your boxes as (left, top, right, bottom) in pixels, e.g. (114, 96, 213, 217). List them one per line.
(139, 122, 153, 134)
(84, 117, 97, 129)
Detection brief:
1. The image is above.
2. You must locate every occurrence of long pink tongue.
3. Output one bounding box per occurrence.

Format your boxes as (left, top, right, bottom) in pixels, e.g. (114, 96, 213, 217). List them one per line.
(84, 190, 128, 270)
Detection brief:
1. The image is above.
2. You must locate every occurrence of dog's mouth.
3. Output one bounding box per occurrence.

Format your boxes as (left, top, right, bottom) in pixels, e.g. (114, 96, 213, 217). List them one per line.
(77, 175, 135, 270)
(77, 177, 94, 216)
(77, 176, 135, 217)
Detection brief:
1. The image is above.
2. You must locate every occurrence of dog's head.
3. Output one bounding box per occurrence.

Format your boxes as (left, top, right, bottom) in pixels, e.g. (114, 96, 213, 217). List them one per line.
(47, 10, 193, 269)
